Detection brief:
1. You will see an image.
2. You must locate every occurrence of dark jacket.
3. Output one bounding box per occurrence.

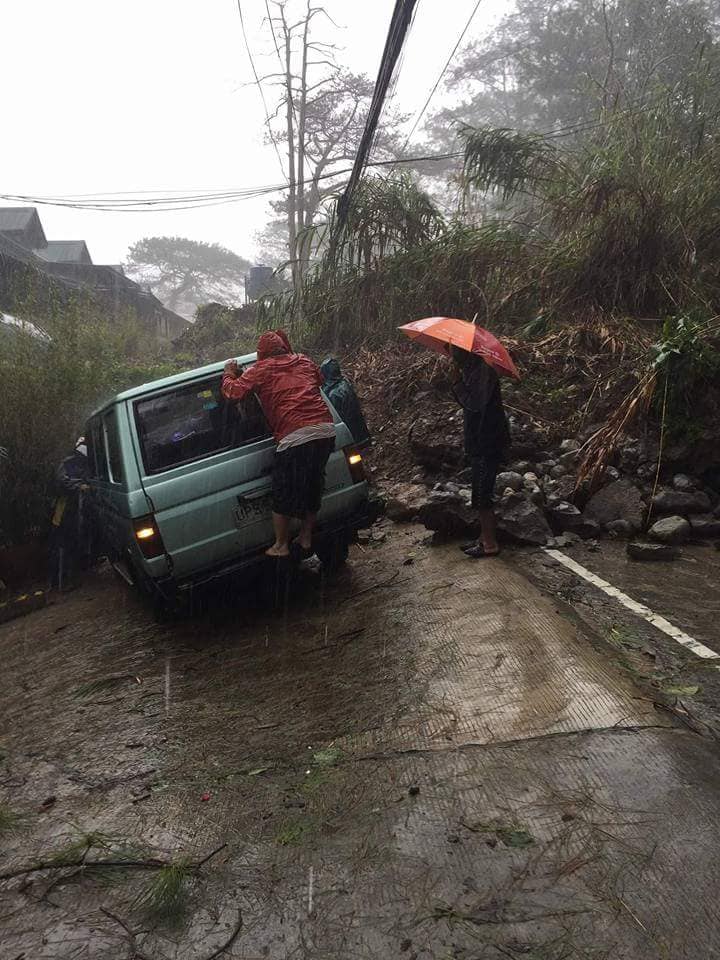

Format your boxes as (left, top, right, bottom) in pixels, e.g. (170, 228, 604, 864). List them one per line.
(452, 354, 510, 458)
(53, 451, 89, 532)
(320, 358, 371, 448)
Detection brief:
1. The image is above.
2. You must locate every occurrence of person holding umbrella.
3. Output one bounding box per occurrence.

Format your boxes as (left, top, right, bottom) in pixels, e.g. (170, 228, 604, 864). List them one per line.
(399, 316, 518, 559)
(450, 345, 510, 558)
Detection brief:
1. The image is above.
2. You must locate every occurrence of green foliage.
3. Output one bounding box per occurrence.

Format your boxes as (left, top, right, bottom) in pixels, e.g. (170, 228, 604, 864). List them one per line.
(259, 52, 720, 353)
(0, 803, 23, 836)
(275, 821, 309, 846)
(134, 858, 193, 924)
(0, 286, 182, 545)
(459, 124, 558, 201)
(650, 313, 720, 421)
(174, 302, 259, 363)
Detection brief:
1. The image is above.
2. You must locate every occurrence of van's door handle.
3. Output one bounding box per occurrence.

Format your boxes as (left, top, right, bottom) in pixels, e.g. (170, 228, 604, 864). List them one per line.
(244, 487, 271, 500)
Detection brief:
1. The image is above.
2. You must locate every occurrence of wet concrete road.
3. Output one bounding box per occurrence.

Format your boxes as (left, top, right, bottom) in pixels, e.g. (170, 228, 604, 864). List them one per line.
(2, 525, 720, 958)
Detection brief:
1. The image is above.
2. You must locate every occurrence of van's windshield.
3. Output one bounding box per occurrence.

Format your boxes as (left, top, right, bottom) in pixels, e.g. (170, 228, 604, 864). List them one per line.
(134, 374, 270, 474)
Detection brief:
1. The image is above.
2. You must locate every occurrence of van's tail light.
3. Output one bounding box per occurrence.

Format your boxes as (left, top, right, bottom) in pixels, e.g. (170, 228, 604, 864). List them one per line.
(133, 515, 166, 559)
(344, 446, 366, 484)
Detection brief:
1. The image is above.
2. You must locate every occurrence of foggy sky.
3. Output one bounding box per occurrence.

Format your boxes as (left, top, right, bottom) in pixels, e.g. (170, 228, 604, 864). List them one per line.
(2, 0, 505, 265)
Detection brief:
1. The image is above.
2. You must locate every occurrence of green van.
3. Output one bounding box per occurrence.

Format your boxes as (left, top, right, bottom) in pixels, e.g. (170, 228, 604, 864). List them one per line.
(84, 354, 375, 607)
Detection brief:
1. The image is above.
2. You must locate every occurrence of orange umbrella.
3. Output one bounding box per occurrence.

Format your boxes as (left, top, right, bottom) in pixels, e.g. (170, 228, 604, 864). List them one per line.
(399, 316, 520, 380)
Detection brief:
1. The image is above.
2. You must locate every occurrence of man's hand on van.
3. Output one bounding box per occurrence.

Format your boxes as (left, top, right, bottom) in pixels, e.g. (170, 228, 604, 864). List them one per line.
(224, 359, 239, 378)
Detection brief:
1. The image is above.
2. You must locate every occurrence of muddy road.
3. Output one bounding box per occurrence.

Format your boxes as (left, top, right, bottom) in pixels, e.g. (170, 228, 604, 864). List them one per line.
(2, 524, 720, 959)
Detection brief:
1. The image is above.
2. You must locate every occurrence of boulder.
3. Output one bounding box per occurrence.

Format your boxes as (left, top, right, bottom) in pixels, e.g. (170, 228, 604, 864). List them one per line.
(560, 438, 580, 453)
(523, 472, 540, 489)
(550, 464, 567, 479)
(627, 541, 680, 562)
(648, 516, 691, 544)
(510, 460, 534, 475)
(429, 490, 464, 505)
(559, 449, 580, 468)
(606, 519, 639, 538)
(497, 497, 553, 546)
(547, 532, 581, 549)
(409, 418, 462, 470)
(547, 501, 601, 539)
(418, 499, 478, 538)
(495, 471, 524, 493)
(385, 483, 430, 522)
(651, 489, 711, 515)
(672, 473, 695, 492)
(689, 515, 720, 538)
(584, 479, 645, 530)
(544, 475, 576, 506)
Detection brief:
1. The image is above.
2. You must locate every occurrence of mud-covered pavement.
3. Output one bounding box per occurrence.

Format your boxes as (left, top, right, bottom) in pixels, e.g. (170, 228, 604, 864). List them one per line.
(2, 524, 720, 959)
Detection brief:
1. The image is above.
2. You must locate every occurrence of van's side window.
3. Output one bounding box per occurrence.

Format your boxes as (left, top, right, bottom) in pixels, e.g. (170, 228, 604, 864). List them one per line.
(104, 410, 124, 484)
(134, 375, 270, 474)
(90, 418, 109, 481)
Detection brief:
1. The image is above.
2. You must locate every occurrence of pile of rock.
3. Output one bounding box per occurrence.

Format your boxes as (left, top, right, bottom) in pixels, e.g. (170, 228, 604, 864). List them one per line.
(384, 427, 720, 558)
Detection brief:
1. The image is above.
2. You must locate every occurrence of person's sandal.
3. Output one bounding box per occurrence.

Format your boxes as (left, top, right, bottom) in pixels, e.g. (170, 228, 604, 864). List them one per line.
(463, 544, 500, 559)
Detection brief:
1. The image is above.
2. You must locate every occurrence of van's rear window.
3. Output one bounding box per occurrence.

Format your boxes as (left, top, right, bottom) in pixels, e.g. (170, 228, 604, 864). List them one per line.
(135, 375, 270, 474)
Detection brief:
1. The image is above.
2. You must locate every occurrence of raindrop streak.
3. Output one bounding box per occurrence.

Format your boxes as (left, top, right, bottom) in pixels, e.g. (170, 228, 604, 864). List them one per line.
(308, 865, 314, 915)
(164, 657, 171, 716)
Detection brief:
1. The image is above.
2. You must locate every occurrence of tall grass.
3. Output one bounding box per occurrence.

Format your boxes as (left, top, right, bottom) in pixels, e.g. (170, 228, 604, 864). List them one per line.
(260, 64, 720, 351)
(0, 285, 179, 545)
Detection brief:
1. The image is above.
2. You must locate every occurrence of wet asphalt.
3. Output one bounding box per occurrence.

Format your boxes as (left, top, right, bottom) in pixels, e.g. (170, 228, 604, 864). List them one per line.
(1, 523, 720, 958)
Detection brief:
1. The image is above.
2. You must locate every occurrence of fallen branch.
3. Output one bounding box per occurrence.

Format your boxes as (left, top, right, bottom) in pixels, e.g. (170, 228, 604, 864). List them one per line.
(101, 907, 153, 960)
(0, 843, 227, 883)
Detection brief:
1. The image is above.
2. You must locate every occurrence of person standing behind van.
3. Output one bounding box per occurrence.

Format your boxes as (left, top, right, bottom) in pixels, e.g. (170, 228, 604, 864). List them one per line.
(222, 332, 335, 559)
(49, 437, 91, 589)
(320, 358, 371, 449)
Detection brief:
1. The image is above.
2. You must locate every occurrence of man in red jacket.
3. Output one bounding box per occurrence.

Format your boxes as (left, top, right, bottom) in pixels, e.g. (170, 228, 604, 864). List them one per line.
(222, 331, 335, 558)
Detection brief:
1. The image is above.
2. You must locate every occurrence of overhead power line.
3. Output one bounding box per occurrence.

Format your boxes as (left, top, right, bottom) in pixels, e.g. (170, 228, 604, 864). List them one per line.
(402, 0, 484, 152)
(0, 150, 464, 213)
(236, 0, 288, 183)
(334, 0, 420, 232)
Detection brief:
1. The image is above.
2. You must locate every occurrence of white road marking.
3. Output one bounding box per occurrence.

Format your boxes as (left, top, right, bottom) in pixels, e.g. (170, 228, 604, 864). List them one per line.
(308, 865, 315, 915)
(544, 549, 720, 661)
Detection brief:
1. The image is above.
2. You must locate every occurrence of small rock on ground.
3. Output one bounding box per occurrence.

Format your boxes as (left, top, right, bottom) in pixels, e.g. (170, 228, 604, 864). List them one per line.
(648, 516, 691, 545)
(627, 541, 680, 562)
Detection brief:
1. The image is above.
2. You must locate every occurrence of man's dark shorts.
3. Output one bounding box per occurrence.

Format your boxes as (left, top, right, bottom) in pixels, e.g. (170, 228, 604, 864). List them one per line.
(272, 438, 335, 518)
(470, 453, 502, 510)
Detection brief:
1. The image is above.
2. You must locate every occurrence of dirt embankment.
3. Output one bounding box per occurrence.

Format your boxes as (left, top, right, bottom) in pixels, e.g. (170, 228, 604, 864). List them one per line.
(342, 323, 720, 548)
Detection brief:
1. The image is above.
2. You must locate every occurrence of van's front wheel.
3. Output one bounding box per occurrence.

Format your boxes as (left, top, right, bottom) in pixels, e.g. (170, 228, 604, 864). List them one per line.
(315, 536, 349, 570)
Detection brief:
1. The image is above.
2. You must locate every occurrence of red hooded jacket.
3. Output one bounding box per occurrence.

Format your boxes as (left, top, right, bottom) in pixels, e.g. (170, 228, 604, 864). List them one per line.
(221, 332, 332, 443)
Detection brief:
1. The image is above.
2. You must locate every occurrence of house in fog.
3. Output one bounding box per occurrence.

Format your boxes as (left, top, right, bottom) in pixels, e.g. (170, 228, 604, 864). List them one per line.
(0, 207, 188, 341)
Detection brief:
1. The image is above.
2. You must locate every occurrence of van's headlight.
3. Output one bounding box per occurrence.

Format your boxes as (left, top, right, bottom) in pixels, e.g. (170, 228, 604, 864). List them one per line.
(135, 526, 155, 540)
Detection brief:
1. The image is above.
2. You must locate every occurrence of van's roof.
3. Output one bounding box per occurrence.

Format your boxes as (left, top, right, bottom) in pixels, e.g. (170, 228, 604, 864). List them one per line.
(90, 352, 258, 416)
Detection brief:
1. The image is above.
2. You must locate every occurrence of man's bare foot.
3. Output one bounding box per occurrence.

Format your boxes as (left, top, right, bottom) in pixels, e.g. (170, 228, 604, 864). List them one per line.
(265, 543, 290, 558)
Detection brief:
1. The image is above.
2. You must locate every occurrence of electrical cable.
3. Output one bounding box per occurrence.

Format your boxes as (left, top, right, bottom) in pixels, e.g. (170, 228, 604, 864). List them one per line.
(334, 0, 420, 232)
(0, 150, 465, 213)
(401, 0, 484, 152)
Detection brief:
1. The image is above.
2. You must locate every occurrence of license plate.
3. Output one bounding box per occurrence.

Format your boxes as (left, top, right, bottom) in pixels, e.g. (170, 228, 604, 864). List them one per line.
(233, 497, 271, 527)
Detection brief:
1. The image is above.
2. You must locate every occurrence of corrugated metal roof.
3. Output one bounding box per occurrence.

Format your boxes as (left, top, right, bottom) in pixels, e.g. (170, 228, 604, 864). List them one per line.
(36, 240, 92, 264)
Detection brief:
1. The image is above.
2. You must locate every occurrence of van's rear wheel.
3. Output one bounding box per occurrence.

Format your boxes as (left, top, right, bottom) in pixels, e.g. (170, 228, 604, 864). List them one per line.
(315, 536, 349, 570)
